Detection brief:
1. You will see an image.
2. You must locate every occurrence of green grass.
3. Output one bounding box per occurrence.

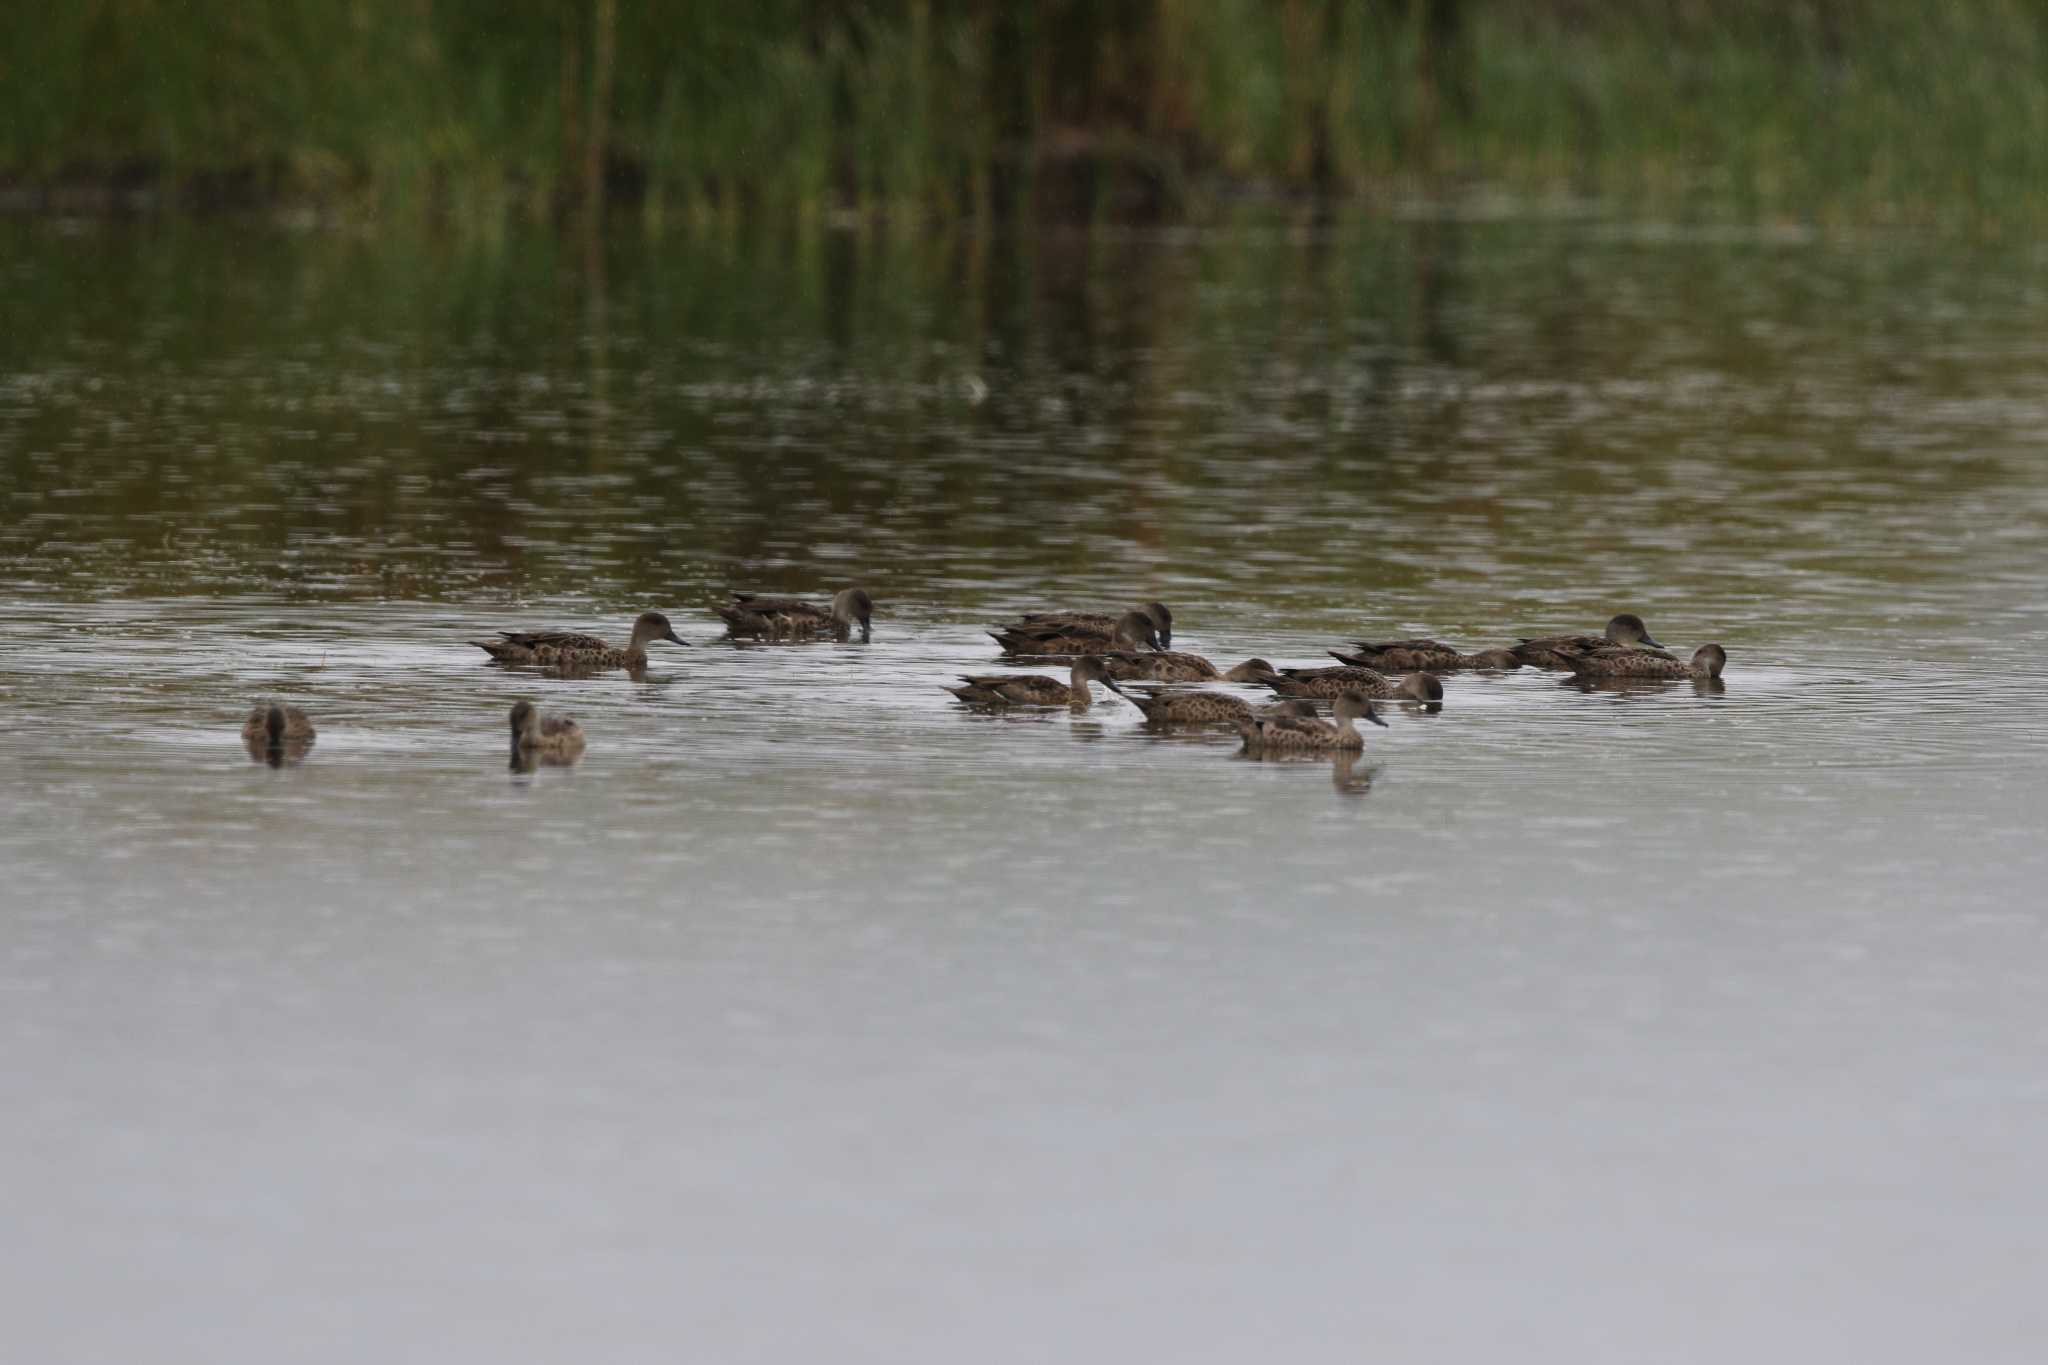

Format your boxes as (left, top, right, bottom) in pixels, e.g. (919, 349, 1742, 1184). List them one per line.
(6, 1, 2048, 229)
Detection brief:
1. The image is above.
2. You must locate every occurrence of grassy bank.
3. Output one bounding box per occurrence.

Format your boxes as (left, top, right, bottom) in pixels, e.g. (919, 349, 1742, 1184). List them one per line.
(6, 1, 2048, 227)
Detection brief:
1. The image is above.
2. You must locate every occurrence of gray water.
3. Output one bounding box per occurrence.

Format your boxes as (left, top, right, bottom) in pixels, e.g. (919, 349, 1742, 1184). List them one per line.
(4, 217, 2048, 1363)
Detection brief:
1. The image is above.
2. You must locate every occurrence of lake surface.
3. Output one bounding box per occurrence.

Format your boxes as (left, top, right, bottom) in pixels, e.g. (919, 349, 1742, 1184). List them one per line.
(4, 214, 2047, 1363)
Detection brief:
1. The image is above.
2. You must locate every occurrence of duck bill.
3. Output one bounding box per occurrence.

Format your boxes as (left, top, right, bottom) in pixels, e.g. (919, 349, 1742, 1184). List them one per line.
(1639, 634, 1664, 649)
(665, 631, 691, 647)
(1367, 711, 1390, 727)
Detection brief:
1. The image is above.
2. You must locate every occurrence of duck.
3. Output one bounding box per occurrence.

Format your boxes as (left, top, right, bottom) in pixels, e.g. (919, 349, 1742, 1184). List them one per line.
(1564, 643, 1727, 681)
(717, 587, 873, 642)
(989, 609, 1161, 658)
(241, 701, 316, 763)
(1117, 690, 1319, 725)
(1237, 691, 1388, 752)
(1001, 601, 1174, 649)
(1511, 613, 1668, 670)
(472, 611, 689, 668)
(1103, 652, 1318, 684)
(1254, 665, 1445, 703)
(946, 656, 1127, 709)
(509, 699, 587, 760)
(1328, 639, 1521, 671)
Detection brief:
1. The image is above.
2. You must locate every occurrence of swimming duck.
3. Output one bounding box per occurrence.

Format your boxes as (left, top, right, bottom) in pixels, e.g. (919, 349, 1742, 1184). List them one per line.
(1003, 601, 1174, 649)
(990, 609, 1161, 657)
(472, 611, 689, 668)
(1565, 643, 1727, 681)
(1099, 646, 1268, 682)
(1118, 691, 1319, 725)
(1511, 613, 1668, 669)
(1237, 691, 1388, 752)
(947, 656, 1127, 709)
(241, 701, 316, 763)
(717, 588, 873, 642)
(1256, 666, 1445, 703)
(1329, 639, 1521, 671)
(509, 699, 587, 759)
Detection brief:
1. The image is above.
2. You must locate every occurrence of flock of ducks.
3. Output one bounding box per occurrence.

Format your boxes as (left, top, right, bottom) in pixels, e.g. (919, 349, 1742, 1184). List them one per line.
(238, 588, 1728, 772)
(954, 602, 1725, 755)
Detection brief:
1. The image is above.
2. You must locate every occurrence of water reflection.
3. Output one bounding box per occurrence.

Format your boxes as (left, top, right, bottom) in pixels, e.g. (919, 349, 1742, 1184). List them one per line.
(1330, 751, 1374, 796)
(243, 735, 314, 767)
(1559, 674, 1731, 699)
(509, 748, 582, 775)
(7, 215, 2048, 1365)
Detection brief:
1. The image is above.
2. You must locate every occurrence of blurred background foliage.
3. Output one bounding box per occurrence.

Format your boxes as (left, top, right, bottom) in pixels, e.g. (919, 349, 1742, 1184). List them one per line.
(5, 0, 2048, 228)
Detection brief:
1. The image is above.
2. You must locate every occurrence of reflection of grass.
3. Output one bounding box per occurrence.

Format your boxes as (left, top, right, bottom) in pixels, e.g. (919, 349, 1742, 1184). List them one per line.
(5, 3, 2048, 226)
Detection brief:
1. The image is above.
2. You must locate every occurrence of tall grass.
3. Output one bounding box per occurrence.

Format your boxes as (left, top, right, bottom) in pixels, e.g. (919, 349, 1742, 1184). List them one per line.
(6, 1, 2048, 228)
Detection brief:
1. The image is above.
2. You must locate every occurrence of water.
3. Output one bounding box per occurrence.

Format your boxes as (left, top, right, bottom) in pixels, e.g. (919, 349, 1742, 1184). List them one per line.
(4, 216, 2048, 1363)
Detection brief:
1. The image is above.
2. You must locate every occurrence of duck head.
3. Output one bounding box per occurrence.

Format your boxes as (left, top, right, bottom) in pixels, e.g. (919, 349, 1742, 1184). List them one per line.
(630, 611, 690, 650)
(1333, 692, 1390, 728)
(1605, 613, 1662, 649)
(833, 588, 874, 642)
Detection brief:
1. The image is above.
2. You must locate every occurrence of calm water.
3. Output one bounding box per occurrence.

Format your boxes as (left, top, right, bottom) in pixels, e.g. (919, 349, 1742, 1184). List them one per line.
(4, 216, 2048, 1363)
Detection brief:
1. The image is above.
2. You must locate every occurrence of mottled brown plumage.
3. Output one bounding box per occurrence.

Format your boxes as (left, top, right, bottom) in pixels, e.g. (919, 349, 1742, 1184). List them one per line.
(1257, 666, 1445, 703)
(241, 701, 315, 765)
(990, 609, 1161, 658)
(1119, 690, 1317, 725)
(1511, 613, 1668, 670)
(1237, 691, 1388, 751)
(1566, 643, 1727, 680)
(718, 587, 873, 642)
(472, 611, 689, 668)
(947, 656, 1127, 709)
(1006, 601, 1174, 649)
(1101, 649, 1225, 682)
(1330, 640, 1520, 671)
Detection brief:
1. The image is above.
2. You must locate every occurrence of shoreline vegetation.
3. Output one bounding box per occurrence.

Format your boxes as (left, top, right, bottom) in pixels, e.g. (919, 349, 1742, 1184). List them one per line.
(6, 1, 2047, 231)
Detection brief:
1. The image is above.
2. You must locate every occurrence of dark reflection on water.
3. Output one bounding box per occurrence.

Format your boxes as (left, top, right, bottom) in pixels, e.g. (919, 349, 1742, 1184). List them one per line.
(5, 216, 2048, 1363)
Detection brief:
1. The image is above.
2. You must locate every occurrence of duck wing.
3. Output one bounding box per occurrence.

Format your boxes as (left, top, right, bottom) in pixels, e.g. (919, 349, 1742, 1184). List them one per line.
(730, 593, 826, 618)
(1014, 610, 1115, 633)
(497, 629, 611, 651)
(1350, 636, 1461, 653)
(1282, 665, 1388, 685)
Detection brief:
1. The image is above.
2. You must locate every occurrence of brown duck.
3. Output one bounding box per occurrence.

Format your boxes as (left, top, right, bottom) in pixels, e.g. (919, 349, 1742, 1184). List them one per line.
(472, 611, 689, 668)
(1256, 665, 1445, 703)
(947, 656, 1127, 709)
(1002, 601, 1174, 649)
(1118, 690, 1318, 725)
(1565, 643, 1727, 681)
(717, 588, 873, 642)
(989, 609, 1161, 658)
(1329, 639, 1520, 671)
(241, 701, 315, 764)
(1511, 613, 1668, 669)
(1100, 647, 1288, 683)
(1237, 691, 1388, 752)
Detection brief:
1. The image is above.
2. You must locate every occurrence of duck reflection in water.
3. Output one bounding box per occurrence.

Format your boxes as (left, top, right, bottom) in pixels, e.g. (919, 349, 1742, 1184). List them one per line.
(241, 701, 315, 767)
(1232, 741, 1377, 796)
(1330, 750, 1374, 796)
(508, 699, 585, 772)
